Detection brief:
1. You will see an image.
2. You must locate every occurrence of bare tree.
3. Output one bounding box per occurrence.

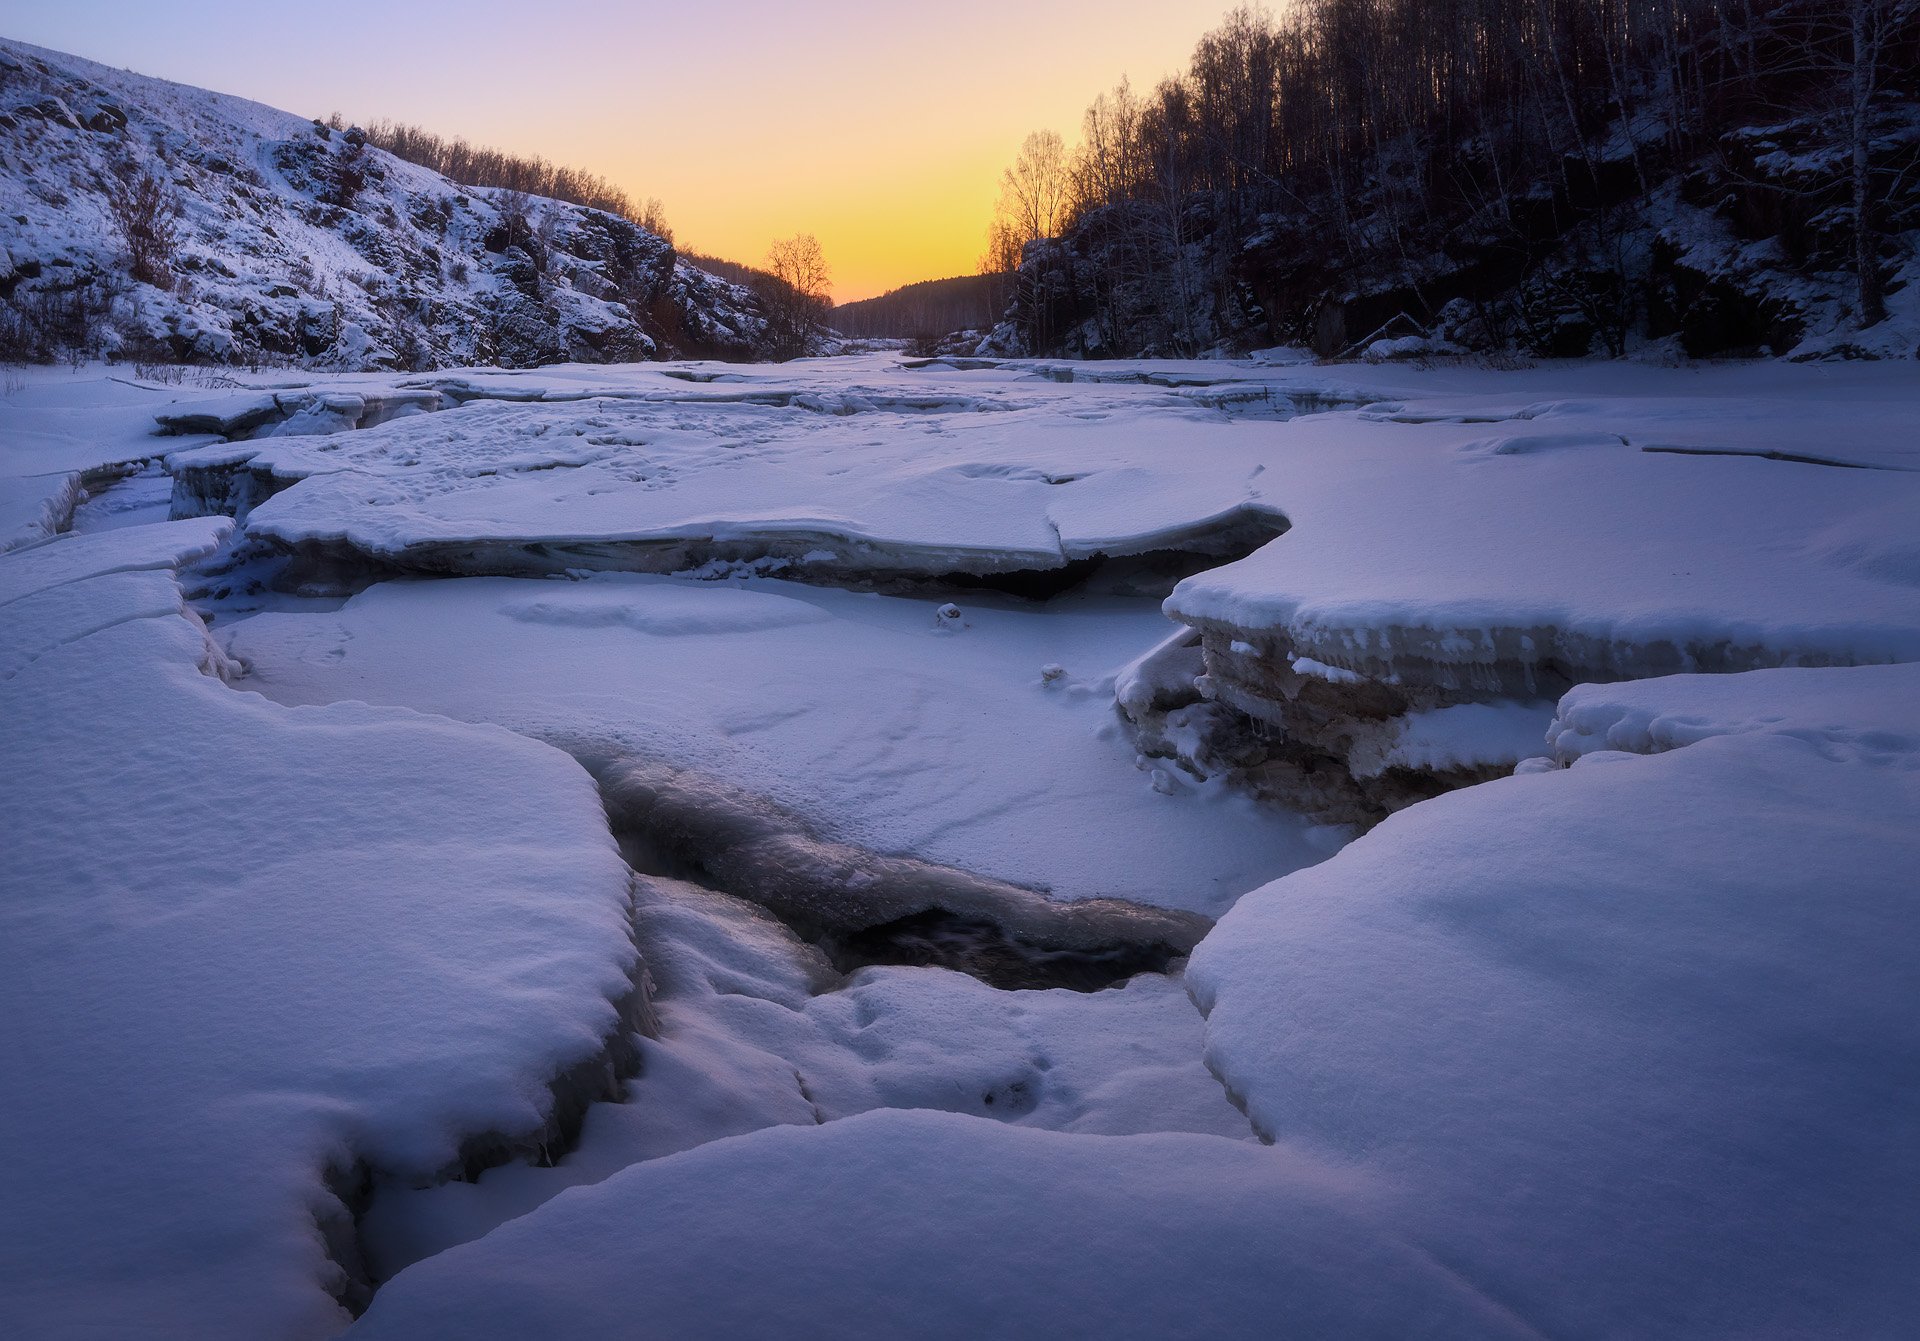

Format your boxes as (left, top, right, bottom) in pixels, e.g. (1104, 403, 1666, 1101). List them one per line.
(759, 233, 832, 359)
(979, 0, 1920, 357)
(638, 197, 674, 245)
(995, 130, 1072, 252)
(1843, 0, 1916, 326)
(356, 117, 662, 227)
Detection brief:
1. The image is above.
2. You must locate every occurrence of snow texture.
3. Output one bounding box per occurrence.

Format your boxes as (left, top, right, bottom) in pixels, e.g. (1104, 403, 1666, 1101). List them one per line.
(352, 1110, 1537, 1341)
(1188, 662, 1920, 1337)
(225, 571, 1326, 917)
(0, 523, 640, 1337)
(2, 350, 1916, 1338)
(361, 875, 1255, 1275)
(1165, 379, 1920, 680)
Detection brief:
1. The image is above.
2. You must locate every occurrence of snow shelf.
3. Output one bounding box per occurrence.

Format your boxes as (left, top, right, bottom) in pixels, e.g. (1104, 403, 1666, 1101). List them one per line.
(352, 1109, 1535, 1340)
(1186, 662, 1920, 1336)
(225, 384, 1291, 584)
(1165, 416, 1920, 684)
(0, 521, 642, 1336)
(1144, 374, 1920, 820)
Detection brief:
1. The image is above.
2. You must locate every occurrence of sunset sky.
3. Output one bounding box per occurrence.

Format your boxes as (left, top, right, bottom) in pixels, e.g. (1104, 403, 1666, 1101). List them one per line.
(5, 1, 1235, 300)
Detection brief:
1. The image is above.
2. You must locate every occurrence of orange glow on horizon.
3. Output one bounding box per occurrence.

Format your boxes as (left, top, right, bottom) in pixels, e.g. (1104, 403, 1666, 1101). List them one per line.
(8, 1, 1237, 301)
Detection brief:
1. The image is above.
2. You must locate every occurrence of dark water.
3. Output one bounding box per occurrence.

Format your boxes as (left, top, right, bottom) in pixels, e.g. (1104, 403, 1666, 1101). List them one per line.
(831, 910, 1182, 992)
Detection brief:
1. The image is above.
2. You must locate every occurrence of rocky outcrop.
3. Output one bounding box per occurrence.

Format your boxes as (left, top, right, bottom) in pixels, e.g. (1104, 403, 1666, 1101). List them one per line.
(0, 40, 770, 369)
(983, 109, 1919, 363)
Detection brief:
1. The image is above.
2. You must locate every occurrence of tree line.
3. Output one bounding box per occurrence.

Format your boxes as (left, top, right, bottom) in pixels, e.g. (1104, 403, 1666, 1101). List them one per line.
(982, 0, 1919, 356)
(831, 274, 999, 341)
(328, 112, 674, 241)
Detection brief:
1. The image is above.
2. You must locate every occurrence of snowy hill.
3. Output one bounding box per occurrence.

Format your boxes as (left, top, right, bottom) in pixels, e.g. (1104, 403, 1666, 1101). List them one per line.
(0, 40, 769, 369)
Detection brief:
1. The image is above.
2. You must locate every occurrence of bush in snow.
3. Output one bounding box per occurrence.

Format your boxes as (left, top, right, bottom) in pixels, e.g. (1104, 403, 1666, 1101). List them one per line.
(103, 166, 179, 290)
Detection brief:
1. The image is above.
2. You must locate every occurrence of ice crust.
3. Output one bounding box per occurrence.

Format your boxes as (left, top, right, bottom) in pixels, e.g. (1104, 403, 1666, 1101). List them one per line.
(1187, 662, 1920, 1336)
(0, 524, 642, 1336)
(231, 380, 1292, 582)
(200, 354, 1920, 826)
(0, 370, 221, 551)
(1352, 699, 1556, 777)
(1166, 426, 1920, 679)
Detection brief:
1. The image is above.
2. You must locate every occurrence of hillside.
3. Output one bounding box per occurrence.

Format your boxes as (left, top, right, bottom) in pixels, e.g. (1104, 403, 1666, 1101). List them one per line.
(831, 273, 998, 340)
(981, 0, 1920, 362)
(0, 40, 769, 369)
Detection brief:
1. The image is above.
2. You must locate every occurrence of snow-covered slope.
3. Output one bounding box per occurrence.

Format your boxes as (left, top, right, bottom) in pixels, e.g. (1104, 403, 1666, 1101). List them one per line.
(0, 40, 767, 368)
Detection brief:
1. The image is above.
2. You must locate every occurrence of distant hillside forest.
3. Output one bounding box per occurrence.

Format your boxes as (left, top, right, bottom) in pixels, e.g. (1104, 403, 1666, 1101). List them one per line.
(832, 274, 999, 339)
(979, 0, 1920, 360)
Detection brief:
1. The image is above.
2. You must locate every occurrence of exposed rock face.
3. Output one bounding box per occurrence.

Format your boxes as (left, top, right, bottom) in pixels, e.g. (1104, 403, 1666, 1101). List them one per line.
(0, 40, 769, 368)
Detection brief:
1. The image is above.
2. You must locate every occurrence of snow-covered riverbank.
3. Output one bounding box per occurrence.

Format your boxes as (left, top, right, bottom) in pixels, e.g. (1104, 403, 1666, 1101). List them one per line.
(3, 352, 1916, 1337)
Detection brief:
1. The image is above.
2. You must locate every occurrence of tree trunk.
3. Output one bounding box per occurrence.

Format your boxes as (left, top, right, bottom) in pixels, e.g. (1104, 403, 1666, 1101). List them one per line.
(1851, 0, 1888, 327)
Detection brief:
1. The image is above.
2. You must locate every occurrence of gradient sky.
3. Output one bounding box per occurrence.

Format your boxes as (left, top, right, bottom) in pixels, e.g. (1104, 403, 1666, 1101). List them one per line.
(5, 1, 1236, 299)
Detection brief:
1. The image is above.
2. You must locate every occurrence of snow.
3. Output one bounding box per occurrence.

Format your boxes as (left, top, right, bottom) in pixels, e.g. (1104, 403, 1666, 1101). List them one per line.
(0, 368, 221, 550)
(0, 38, 764, 369)
(229, 376, 1287, 579)
(1166, 388, 1920, 680)
(2, 351, 1917, 1336)
(1549, 662, 1920, 762)
(1187, 661, 1920, 1336)
(119, 354, 1908, 693)
(0, 523, 640, 1337)
(351, 1110, 1535, 1341)
(224, 572, 1324, 917)
(0, 510, 229, 603)
(361, 875, 1254, 1275)
(1354, 699, 1557, 777)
